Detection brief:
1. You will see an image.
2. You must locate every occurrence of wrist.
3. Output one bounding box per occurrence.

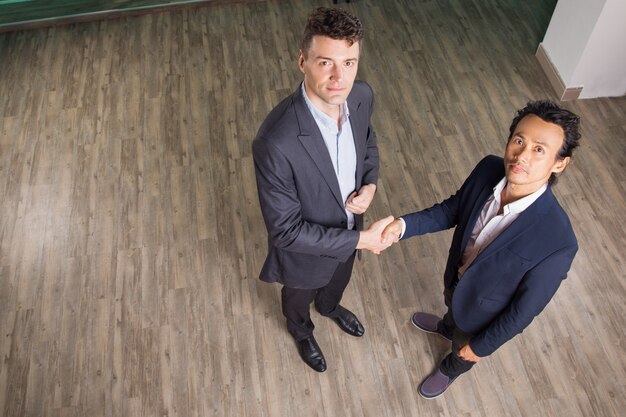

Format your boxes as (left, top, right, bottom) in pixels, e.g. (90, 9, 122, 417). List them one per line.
(356, 231, 366, 250)
(395, 218, 406, 239)
(358, 183, 376, 196)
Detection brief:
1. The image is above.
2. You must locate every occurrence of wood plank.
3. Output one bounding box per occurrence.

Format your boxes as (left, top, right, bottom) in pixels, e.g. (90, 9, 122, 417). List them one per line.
(0, 1, 624, 416)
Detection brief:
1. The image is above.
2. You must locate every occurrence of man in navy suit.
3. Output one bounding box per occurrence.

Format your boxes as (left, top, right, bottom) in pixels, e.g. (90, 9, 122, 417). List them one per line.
(382, 101, 581, 398)
(253, 7, 392, 372)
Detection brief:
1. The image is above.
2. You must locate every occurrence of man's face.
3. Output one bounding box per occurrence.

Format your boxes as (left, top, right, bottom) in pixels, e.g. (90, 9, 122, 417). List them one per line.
(298, 35, 360, 116)
(504, 114, 570, 193)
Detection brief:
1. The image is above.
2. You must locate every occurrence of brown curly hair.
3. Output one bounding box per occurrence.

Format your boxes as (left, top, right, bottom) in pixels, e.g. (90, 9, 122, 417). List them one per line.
(300, 7, 363, 58)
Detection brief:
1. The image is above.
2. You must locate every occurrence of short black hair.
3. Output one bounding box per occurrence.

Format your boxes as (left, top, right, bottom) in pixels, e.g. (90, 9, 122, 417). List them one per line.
(508, 100, 581, 185)
(300, 7, 363, 58)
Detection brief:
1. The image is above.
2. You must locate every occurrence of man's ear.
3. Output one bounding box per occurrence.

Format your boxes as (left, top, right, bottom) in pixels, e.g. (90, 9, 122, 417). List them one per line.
(298, 50, 305, 73)
(552, 156, 570, 174)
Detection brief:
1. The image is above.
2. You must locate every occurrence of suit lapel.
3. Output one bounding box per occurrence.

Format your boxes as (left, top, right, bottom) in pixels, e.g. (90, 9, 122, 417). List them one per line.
(294, 85, 345, 208)
(471, 186, 554, 264)
(460, 185, 495, 252)
(348, 98, 364, 189)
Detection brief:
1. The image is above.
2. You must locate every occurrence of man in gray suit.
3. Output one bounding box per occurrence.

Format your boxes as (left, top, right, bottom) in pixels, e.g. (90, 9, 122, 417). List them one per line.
(253, 7, 392, 372)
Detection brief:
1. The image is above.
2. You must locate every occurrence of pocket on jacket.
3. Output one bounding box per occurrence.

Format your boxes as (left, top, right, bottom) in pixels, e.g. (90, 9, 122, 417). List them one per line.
(278, 250, 339, 289)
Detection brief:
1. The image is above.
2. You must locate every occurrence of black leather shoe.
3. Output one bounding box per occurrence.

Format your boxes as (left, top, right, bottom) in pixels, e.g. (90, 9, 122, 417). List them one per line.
(331, 305, 365, 337)
(296, 336, 327, 372)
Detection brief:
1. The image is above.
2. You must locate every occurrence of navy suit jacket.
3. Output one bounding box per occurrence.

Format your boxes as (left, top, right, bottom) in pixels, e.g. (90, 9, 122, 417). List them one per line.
(401, 155, 577, 357)
(252, 81, 379, 289)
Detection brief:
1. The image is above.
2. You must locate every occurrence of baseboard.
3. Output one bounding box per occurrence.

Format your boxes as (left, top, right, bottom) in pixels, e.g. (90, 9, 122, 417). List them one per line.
(0, 0, 268, 33)
(535, 43, 584, 101)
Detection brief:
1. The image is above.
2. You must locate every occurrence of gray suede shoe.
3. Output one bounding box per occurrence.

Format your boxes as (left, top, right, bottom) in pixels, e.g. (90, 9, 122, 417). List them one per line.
(418, 369, 457, 399)
(411, 312, 452, 342)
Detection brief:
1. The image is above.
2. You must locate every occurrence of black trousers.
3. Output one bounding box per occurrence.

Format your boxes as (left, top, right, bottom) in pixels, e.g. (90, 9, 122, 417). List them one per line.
(438, 285, 477, 378)
(281, 252, 356, 341)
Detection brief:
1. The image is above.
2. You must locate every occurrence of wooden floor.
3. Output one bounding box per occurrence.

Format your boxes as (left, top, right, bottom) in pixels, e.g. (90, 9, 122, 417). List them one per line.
(1, 0, 624, 416)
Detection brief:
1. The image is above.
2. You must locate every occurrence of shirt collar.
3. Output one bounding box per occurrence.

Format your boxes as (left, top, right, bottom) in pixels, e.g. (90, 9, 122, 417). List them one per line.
(492, 177, 548, 215)
(301, 82, 350, 131)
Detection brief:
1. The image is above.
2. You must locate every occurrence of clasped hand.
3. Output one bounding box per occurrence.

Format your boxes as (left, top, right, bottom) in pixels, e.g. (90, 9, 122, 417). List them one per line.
(357, 216, 405, 255)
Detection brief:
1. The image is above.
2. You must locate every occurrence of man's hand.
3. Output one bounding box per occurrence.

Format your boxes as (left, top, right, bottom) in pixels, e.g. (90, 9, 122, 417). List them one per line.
(458, 343, 480, 363)
(356, 215, 395, 254)
(346, 184, 377, 215)
(381, 218, 403, 244)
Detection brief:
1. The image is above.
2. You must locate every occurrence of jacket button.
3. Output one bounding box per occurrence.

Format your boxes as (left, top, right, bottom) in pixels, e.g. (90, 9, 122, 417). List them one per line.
(340, 221, 346, 225)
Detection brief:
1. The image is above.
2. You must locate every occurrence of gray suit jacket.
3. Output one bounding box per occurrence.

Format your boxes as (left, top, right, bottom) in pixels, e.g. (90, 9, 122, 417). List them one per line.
(252, 81, 379, 289)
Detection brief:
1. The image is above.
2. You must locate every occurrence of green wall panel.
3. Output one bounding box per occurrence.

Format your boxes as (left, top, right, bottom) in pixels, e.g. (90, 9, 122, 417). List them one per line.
(0, 0, 210, 26)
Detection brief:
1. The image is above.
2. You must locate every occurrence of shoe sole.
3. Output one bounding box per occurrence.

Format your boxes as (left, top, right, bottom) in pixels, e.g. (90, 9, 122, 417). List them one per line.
(418, 389, 446, 399)
(410, 316, 452, 342)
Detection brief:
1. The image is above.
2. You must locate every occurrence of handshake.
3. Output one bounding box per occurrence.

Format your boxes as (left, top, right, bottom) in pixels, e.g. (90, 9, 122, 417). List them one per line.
(356, 216, 404, 255)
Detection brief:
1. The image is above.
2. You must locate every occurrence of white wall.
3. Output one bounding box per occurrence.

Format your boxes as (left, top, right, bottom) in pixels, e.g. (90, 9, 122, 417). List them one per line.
(573, 0, 626, 98)
(542, 0, 606, 84)
(540, 0, 626, 99)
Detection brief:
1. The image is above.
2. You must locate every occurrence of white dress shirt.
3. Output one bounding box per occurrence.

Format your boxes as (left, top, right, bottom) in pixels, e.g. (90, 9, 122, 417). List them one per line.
(458, 178, 547, 276)
(399, 177, 548, 277)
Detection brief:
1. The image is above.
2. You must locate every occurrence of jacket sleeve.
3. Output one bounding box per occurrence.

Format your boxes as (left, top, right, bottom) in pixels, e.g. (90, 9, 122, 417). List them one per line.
(469, 243, 578, 357)
(400, 168, 473, 239)
(400, 191, 461, 239)
(361, 84, 379, 187)
(252, 137, 359, 262)
(400, 155, 499, 239)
